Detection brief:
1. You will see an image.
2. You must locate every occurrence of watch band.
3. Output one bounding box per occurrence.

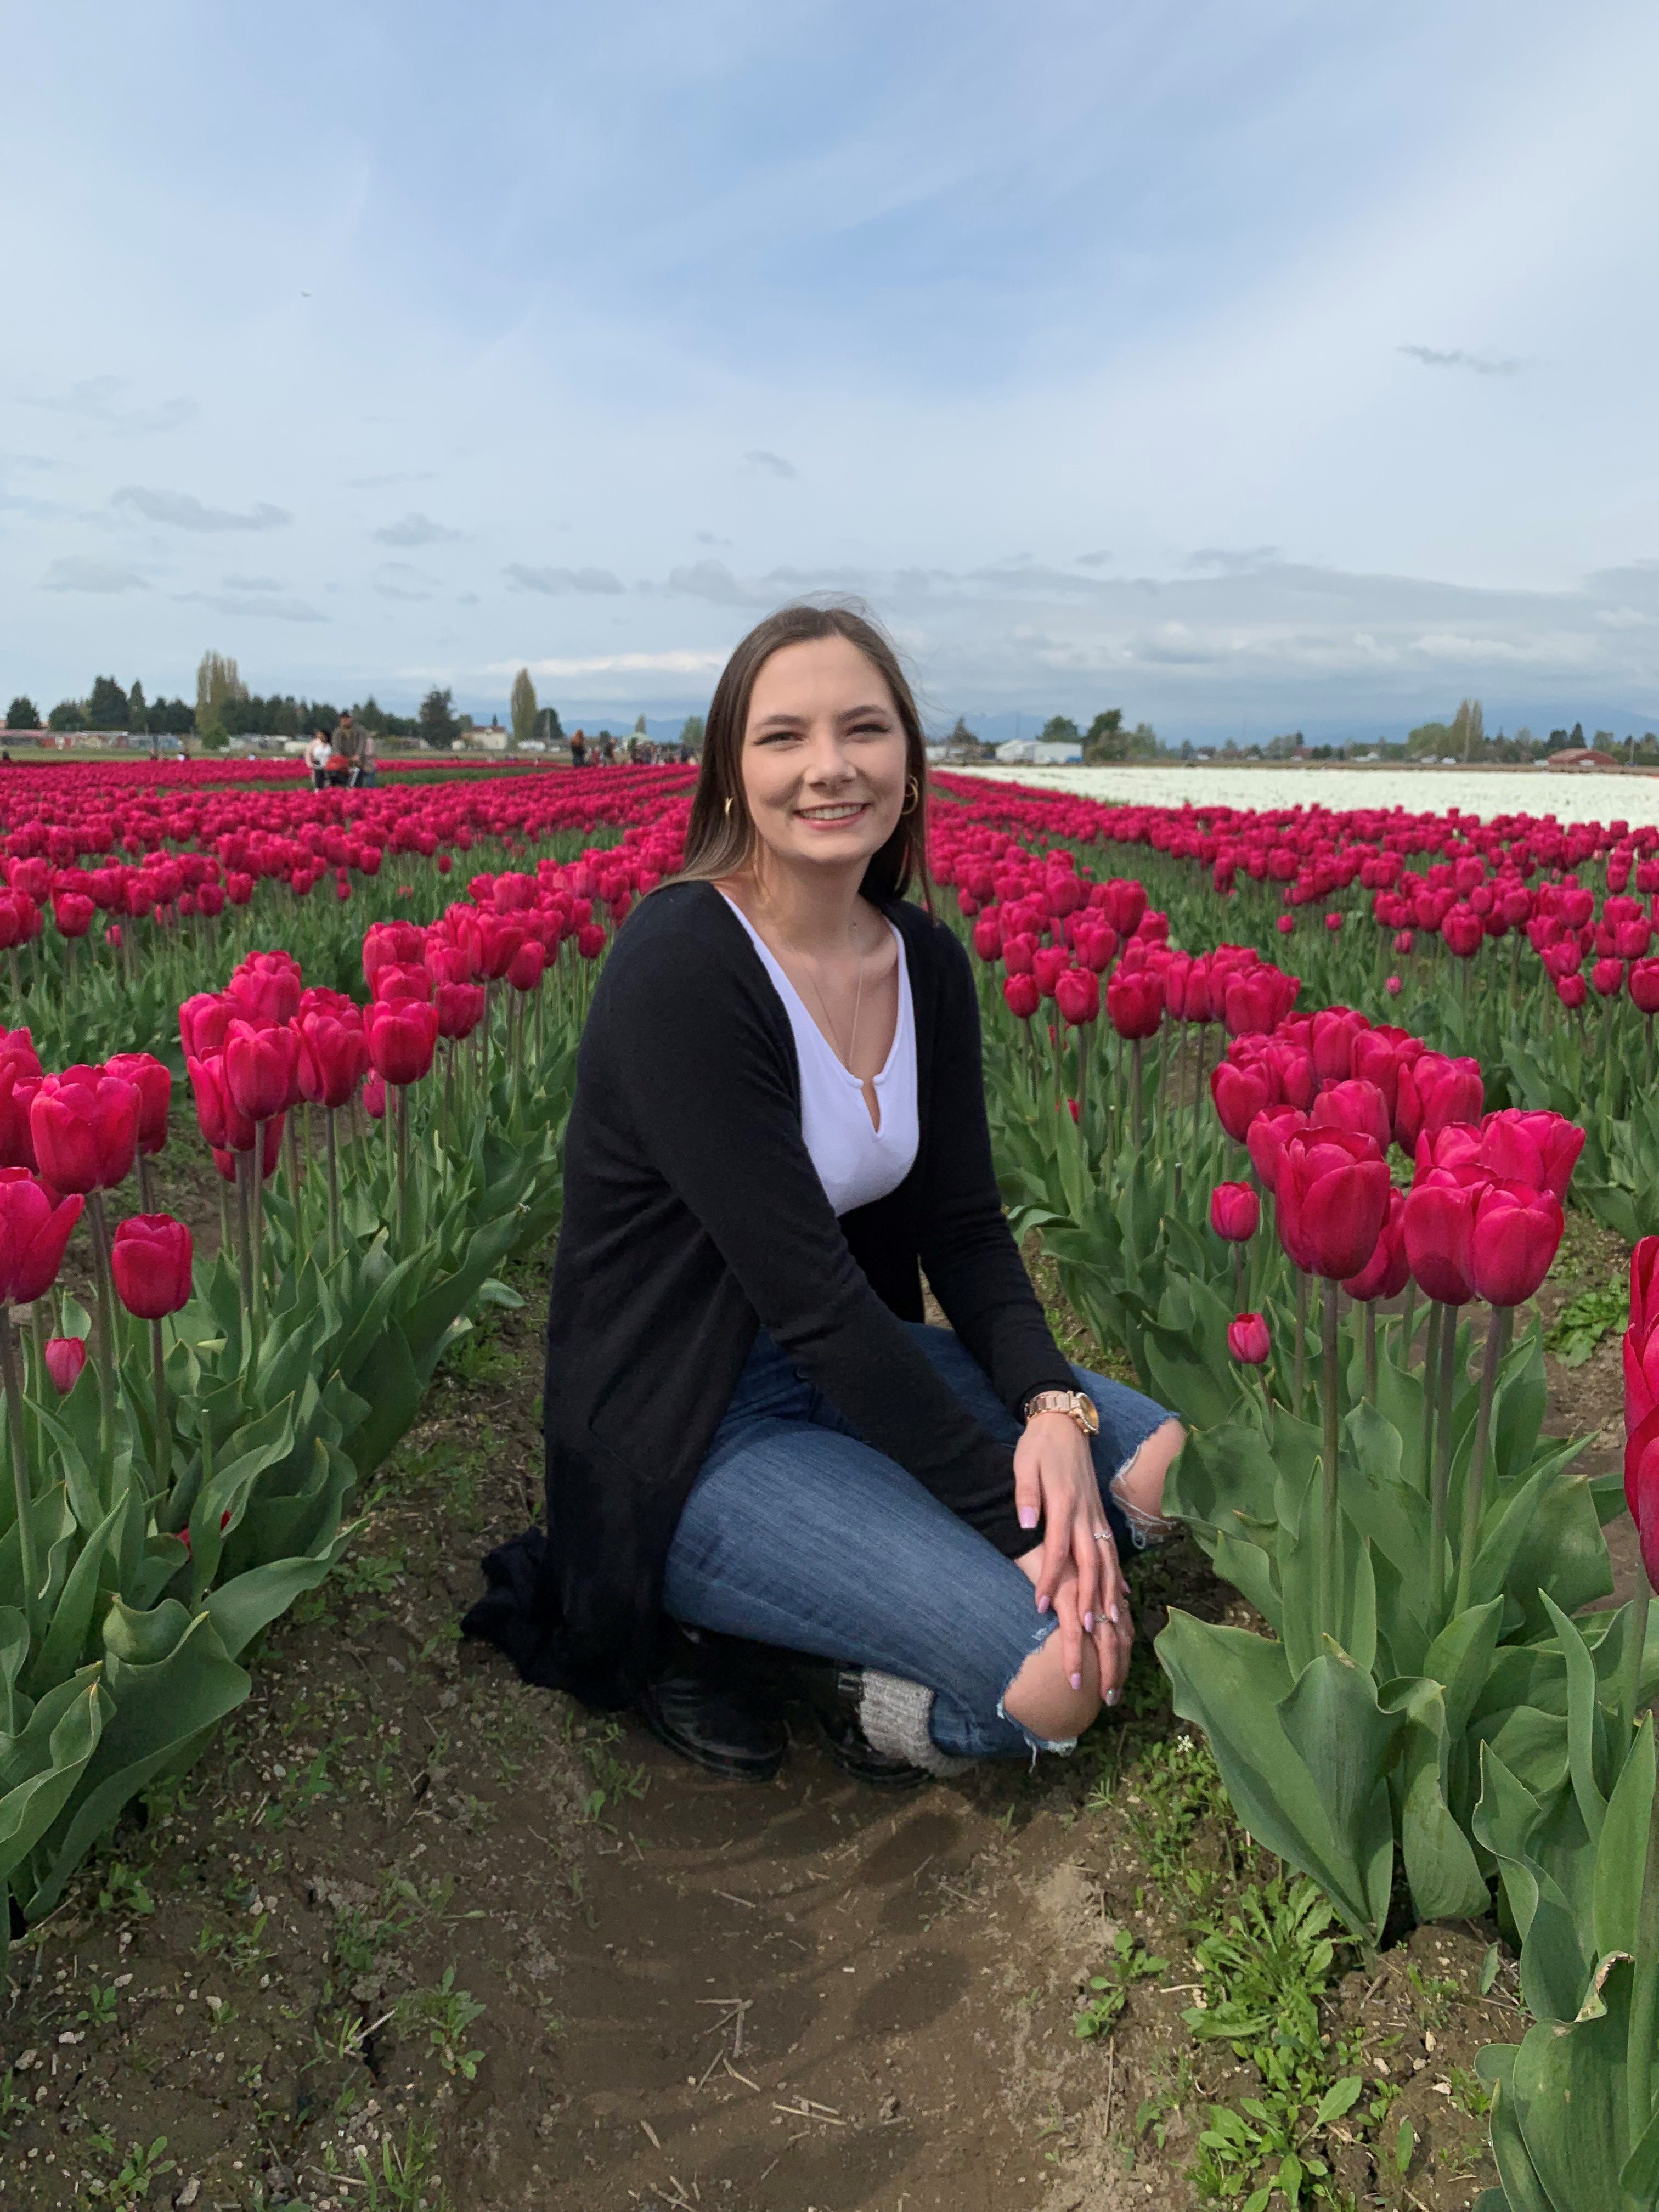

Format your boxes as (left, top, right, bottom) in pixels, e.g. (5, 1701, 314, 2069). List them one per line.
(1023, 1389, 1100, 1437)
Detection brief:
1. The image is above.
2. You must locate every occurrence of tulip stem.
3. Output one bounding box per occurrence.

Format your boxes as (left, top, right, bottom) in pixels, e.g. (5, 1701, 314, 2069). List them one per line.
(84, 1189, 118, 1478)
(1627, 1573, 1653, 1747)
(250, 1125, 266, 1361)
(1319, 1283, 1342, 1644)
(1429, 1306, 1459, 1617)
(1628, 1778, 1659, 2152)
(395, 1085, 410, 1247)
(138, 1153, 156, 1215)
(150, 1317, 171, 1498)
(233, 1149, 256, 1365)
(1420, 1301, 1442, 1482)
(1364, 1302, 1378, 1402)
(1399, 1280, 1418, 1368)
(324, 1109, 341, 1263)
(0, 1312, 38, 1634)
(1293, 1269, 1308, 1418)
(28, 1303, 47, 1397)
(1454, 1308, 1510, 1615)
(284, 1113, 301, 1218)
(1130, 1036, 1144, 1144)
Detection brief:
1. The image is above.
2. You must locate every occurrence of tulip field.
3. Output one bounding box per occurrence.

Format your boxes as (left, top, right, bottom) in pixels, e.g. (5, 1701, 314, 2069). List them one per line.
(5, 756, 1659, 2207)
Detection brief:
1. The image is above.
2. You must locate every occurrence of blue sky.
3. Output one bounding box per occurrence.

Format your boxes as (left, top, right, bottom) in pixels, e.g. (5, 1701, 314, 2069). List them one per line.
(4, 0, 1659, 741)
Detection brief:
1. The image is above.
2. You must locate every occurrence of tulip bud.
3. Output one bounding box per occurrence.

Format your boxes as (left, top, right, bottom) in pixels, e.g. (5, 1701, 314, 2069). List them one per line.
(1053, 968, 1098, 1028)
(1210, 1058, 1272, 1143)
(296, 1013, 370, 1112)
(30, 1070, 139, 1194)
(1228, 1312, 1271, 1365)
(1402, 1167, 1486, 1305)
(1209, 1182, 1260, 1242)
(111, 1213, 194, 1320)
(1002, 973, 1041, 1022)
(1311, 1078, 1392, 1154)
(1469, 1181, 1564, 1308)
(366, 1000, 440, 1087)
(224, 1020, 302, 1123)
(43, 1335, 87, 1393)
(1246, 1103, 1307, 1195)
(1105, 969, 1164, 1041)
(104, 1053, 171, 1156)
(1276, 1128, 1391, 1280)
(0, 1167, 83, 1302)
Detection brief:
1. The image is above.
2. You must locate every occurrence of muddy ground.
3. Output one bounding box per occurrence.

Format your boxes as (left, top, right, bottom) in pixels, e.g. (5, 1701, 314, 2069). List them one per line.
(0, 1205, 1635, 2212)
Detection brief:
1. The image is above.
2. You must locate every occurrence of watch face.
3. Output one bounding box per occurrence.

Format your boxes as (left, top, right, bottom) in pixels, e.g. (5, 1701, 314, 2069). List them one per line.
(1078, 1395, 1101, 1434)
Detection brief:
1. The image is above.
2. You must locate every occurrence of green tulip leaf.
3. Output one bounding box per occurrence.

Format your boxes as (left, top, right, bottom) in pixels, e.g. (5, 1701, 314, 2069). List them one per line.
(1510, 1954, 1634, 2210)
(1158, 1612, 1395, 1937)
(24, 1602, 248, 1918)
(1539, 1591, 1610, 1849)
(1593, 1714, 1656, 1961)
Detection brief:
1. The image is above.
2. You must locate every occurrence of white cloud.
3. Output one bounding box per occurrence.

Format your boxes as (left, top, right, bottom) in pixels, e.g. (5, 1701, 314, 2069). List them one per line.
(373, 511, 461, 546)
(112, 486, 291, 532)
(41, 555, 149, 593)
(177, 589, 325, 623)
(504, 562, 624, 595)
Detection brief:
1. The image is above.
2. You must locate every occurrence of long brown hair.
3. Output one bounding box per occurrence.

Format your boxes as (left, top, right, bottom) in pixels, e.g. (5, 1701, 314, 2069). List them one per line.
(673, 602, 931, 909)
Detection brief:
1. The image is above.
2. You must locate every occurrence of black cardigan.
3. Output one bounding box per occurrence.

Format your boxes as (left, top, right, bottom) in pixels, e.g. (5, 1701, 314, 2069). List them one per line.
(462, 879, 1075, 1708)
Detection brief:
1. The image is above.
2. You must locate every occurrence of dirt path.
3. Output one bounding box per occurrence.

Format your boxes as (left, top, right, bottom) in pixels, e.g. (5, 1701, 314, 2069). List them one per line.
(7, 1212, 1634, 2211)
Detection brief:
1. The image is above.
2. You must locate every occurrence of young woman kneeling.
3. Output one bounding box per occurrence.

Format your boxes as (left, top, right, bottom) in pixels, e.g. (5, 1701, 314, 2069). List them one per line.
(465, 605, 1184, 1782)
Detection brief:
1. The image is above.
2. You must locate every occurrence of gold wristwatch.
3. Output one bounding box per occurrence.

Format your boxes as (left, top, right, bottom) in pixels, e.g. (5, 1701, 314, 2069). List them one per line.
(1023, 1389, 1099, 1436)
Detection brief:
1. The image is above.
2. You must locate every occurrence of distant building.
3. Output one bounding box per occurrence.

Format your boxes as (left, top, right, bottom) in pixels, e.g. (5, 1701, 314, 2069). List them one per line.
(996, 738, 1084, 765)
(1548, 747, 1621, 769)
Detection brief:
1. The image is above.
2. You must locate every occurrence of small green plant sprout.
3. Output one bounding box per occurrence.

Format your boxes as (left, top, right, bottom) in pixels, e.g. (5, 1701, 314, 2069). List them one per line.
(1075, 1926, 1169, 2039)
(1392, 2114, 1417, 2175)
(94, 1863, 154, 1918)
(84, 2136, 175, 2208)
(77, 1980, 121, 2025)
(400, 1968, 486, 2078)
(1547, 1274, 1626, 1367)
(354, 2118, 447, 2210)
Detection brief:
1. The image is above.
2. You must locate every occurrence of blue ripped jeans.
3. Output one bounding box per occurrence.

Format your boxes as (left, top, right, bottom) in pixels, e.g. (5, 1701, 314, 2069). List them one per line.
(662, 1324, 1172, 1761)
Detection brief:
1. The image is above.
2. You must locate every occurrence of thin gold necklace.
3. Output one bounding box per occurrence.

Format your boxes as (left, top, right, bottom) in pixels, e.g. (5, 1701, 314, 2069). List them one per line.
(770, 911, 866, 1071)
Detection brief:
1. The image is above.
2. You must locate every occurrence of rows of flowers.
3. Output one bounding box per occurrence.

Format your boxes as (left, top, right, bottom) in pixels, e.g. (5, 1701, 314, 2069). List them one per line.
(7, 757, 1659, 2200)
(923, 790, 1659, 2209)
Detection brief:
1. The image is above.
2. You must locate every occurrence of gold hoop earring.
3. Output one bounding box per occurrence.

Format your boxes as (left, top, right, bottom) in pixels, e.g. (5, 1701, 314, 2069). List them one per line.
(901, 776, 922, 816)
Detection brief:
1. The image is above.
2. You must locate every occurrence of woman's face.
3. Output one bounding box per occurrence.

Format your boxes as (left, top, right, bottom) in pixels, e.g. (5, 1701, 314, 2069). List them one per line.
(738, 636, 909, 879)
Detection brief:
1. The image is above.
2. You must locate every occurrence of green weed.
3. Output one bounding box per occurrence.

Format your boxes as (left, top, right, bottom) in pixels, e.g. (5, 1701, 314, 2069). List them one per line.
(1547, 1275, 1625, 1367)
(1075, 1927, 1169, 2040)
(353, 2119, 448, 2210)
(398, 1968, 486, 2079)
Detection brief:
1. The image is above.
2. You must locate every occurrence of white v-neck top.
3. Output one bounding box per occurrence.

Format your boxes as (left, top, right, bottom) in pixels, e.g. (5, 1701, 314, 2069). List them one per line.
(720, 894, 919, 1217)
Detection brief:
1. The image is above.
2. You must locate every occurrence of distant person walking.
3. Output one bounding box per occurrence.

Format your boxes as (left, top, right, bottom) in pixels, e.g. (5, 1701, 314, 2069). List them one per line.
(329, 710, 359, 788)
(570, 728, 588, 770)
(352, 722, 378, 789)
(306, 730, 331, 791)
(601, 732, 617, 765)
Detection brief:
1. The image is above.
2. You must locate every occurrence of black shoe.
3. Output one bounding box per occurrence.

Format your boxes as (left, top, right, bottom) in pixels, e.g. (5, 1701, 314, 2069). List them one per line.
(636, 1651, 787, 1781)
(791, 1663, 928, 1788)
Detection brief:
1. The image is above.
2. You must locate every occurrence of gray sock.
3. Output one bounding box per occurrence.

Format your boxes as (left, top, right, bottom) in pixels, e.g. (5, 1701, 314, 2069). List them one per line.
(856, 1670, 975, 1778)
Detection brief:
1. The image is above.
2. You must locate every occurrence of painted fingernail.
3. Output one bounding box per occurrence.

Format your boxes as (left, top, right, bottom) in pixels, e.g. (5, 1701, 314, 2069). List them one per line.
(1070, 1672, 1083, 1692)
(1107, 1688, 1119, 1706)
(1110, 1604, 1121, 1624)
(1036, 1593, 1050, 1613)
(1083, 1611, 1094, 1633)
(1018, 1506, 1039, 1530)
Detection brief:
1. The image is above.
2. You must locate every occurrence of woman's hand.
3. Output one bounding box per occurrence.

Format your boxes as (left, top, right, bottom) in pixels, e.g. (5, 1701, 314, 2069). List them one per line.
(1013, 1410, 1132, 1697)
